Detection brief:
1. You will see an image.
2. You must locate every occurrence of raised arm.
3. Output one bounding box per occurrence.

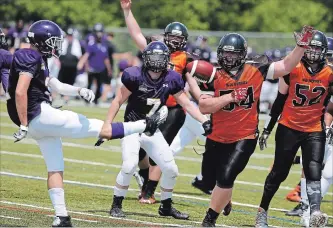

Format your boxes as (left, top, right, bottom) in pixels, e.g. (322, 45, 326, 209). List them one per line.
(121, 0, 147, 51)
(267, 26, 317, 79)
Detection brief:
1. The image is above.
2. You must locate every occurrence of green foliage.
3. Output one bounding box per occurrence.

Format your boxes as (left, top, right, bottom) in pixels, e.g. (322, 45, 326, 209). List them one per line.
(1, 0, 332, 33)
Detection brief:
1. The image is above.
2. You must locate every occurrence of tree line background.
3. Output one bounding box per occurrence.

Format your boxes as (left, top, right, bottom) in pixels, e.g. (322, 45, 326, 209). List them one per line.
(1, 0, 332, 33)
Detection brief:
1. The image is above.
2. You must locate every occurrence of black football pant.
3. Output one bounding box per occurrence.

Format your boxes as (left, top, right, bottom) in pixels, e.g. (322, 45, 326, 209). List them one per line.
(87, 71, 103, 104)
(259, 123, 325, 212)
(138, 105, 186, 165)
(202, 137, 258, 189)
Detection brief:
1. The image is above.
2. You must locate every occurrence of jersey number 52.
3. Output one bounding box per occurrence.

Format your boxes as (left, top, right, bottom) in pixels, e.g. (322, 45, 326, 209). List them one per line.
(219, 87, 254, 112)
(292, 84, 326, 107)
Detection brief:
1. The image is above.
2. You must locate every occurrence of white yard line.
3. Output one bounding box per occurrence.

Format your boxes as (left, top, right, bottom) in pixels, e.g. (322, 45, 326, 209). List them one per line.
(0, 215, 22, 220)
(0, 150, 312, 193)
(0, 134, 299, 174)
(2, 171, 332, 219)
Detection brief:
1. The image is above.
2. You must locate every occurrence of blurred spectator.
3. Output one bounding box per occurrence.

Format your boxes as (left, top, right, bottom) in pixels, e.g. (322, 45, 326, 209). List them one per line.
(58, 27, 82, 102)
(77, 28, 112, 105)
(192, 36, 212, 62)
(85, 23, 108, 46)
(260, 48, 280, 114)
(7, 19, 28, 52)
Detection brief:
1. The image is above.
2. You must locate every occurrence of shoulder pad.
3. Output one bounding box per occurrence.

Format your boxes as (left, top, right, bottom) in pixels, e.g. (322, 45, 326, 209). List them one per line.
(245, 54, 271, 66)
(14, 49, 41, 66)
(328, 62, 333, 70)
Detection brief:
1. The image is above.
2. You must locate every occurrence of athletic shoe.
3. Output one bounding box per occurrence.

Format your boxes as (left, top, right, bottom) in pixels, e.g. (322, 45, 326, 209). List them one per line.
(255, 207, 268, 228)
(223, 201, 232, 216)
(286, 185, 301, 202)
(144, 106, 168, 136)
(285, 201, 308, 216)
(191, 176, 212, 195)
(158, 199, 189, 220)
(309, 211, 328, 227)
(202, 212, 217, 227)
(52, 216, 72, 227)
(300, 206, 310, 227)
(110, 196, 125, 217)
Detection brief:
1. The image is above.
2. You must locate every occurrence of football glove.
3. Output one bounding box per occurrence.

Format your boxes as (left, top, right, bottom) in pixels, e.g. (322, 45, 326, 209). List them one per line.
(94, 138, 106, 147)
(231, 88, 248, 102)
(13, 125, 28, 143)
(294, 25, 317, 49)
(202, 120, 212, 136)
(325, 126, 333, 145)
(259, 128, 270, 150)
(79, 88, 95, 103)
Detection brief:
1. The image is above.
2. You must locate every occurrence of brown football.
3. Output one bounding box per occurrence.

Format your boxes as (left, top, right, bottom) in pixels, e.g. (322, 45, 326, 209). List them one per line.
(186, 60, 216, 83)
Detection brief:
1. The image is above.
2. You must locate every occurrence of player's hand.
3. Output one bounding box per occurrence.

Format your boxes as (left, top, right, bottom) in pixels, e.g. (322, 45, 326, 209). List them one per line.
(202, 120, 212, 136)
(259, 128, 270, 150)
(13, 125, 28, 143)
(325, 127, 333, 145)
(294, 25, 317, 49)
(120, 0, 132, 10)
(95, 138, 106, 147)
(231, 88, 248, 102)
(79, 88, 95, 103)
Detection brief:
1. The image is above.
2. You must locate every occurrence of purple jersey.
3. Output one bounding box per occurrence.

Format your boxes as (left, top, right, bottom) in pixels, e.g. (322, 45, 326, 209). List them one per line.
(7, 49, 51, 126)
(123, 66, 184, 122)
(0, 49, 12, 92)
(87, 43, 108, 73)
(7, 27, 28, 49)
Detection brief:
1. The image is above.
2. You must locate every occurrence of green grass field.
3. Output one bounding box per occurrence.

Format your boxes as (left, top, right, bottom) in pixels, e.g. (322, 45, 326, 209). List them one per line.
(0, 101, 332, 227)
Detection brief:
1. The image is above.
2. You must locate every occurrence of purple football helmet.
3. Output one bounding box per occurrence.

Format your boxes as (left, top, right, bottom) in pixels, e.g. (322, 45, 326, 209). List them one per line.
(142, 41, 170, 73)
(27, 20, 63, 58)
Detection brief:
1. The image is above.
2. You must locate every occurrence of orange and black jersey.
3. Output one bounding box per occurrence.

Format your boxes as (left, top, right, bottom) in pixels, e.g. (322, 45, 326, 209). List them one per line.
(279, 62, 333, 132)
(208, 55, 272, 143)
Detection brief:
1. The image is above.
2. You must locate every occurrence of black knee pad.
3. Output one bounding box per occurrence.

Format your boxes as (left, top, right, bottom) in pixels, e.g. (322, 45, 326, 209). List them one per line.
(266, 169, 289, 184)
(304, 160, 322, 181)
(139, 148, 147, 162)
(216, 168, 235, 189)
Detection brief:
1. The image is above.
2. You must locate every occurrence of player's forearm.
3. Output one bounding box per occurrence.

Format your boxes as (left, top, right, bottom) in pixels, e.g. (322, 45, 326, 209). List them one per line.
(105, 99, 121, 123)
(15, 91, 28, 126)
(186, 73, 201, 101)
(264, 91, 288, 132)
(273, 46, 305, 78)
(104, 58, 112, 73)
(183, 100, 207, 123)
(47, 77, 80, 96)
(325, 101, 333, 127)
(199, 94, 233, 114)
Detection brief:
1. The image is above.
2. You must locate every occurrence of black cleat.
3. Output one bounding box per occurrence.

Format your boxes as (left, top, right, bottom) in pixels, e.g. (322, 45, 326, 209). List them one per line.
(191, 177, 212, 195)
(202, 213, 217, 227)
(158, 199, 189, 220)
(144, 106, 168, 136)
(222, 201, 232, 216)
(110, 196, 126, 217)
(285, 201, 308, 217)
(52, 216, 72, 227)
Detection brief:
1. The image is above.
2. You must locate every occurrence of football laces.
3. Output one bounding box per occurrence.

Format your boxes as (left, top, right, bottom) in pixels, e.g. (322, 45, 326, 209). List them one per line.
(193, 75, 208, 83)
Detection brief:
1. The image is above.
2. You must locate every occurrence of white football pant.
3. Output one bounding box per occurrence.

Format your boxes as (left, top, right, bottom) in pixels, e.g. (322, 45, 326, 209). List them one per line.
(170, 101, 206, 156)
(28, 102, 103, 171)
(116, 131, 178, 191)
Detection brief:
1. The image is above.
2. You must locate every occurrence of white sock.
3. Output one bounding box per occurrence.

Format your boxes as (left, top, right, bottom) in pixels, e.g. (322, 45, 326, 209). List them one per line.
(321, 176, 333, 197)
(48, 188, 68, 216)
(301, 178, 309, 204)
(123, 120, 146, 135)
(160, 190, 173, 201)
(114, 186, 128, 197)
